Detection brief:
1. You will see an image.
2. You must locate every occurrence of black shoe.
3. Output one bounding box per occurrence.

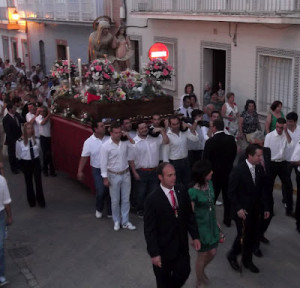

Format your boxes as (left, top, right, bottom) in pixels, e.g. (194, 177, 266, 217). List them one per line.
(223, 220, 231, 228)
(43, 171, 49, 177)
(286, 210, 295, 218)
(260, 235, 270, 244)
(12, 169, 20, 174)
(227, 254, 240, 271)
(253, 248, 263, 258)
(243, 261, 260, 273)
(137, 210, 144, 219)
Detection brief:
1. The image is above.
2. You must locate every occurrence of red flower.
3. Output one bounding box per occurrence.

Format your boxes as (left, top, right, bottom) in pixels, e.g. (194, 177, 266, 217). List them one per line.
(95, 65, 102, 72)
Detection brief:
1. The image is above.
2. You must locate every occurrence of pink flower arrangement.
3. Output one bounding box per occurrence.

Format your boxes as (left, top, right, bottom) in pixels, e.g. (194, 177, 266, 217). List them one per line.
(50, 59, 77, 79)
(87, 59, 117, 83)
(143, 58, 174, 81)
(117, 69, 142, 92)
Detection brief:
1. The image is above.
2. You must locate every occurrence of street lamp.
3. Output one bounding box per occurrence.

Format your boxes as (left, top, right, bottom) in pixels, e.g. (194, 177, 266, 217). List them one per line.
(11, 9, 20, 23)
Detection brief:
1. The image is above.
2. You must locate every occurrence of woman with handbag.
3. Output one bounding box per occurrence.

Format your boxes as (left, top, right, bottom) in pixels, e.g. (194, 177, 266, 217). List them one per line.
(188, 160, 220, 287)
(16, 122, 45, 208)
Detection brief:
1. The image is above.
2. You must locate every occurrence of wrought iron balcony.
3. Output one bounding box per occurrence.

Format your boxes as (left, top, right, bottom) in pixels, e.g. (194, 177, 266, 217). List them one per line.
(16, 0, 111, 23)
(131, 0, 300, 23)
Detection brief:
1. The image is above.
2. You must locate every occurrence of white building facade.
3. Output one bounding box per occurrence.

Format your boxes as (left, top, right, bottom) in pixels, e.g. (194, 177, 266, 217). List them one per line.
(0, 0, 28, 67)
(127, 0, 300, 116)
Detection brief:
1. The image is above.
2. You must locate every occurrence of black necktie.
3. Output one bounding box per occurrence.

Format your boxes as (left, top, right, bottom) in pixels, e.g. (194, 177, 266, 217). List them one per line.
(186, 110, 189, 118)
(14, 115, 20, 127)
(29, 140, 34, 160)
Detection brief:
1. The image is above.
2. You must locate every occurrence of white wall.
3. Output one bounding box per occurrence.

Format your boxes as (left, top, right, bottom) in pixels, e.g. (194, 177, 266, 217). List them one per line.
(126, 13, 300, 113)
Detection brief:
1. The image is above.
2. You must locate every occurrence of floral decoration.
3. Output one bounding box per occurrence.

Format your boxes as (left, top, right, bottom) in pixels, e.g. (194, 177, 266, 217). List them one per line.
(143, 58, 174, 81)
(51, 60, 77, 79)
(85, 59, 117, 83)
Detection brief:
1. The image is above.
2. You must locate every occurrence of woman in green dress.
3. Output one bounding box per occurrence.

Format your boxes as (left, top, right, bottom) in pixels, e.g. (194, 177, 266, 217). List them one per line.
(265, 100, 285, 134)
(188, 160, 219, 287)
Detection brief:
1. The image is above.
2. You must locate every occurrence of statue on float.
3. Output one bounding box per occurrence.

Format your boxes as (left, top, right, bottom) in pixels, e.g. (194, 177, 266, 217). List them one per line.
(88, 17, 115, 62)
(88, 17, 133, 72)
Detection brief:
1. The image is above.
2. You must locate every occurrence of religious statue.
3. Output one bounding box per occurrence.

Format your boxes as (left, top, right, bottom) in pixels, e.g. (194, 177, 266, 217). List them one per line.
(88, 19, 115, 62)
(112, 26, 134, 72)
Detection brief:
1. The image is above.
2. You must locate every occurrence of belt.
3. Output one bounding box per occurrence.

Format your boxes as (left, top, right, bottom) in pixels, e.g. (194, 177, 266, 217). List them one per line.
(107, 167, 129, 175)
(272, 160, 283, 163)
(138, 167, 157, 172)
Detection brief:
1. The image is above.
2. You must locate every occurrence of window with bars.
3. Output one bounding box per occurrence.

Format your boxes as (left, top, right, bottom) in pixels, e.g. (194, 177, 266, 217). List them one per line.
(257, 55, 293, 115)
(154, 37, 177, 92)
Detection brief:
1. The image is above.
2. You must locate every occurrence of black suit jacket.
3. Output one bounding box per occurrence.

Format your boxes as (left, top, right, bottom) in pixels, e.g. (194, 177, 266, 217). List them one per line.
(228, 160, 271, 216)
(203, 132, 237, 181)
(2, 113, 24, 145)
(144, 185, 199, 261)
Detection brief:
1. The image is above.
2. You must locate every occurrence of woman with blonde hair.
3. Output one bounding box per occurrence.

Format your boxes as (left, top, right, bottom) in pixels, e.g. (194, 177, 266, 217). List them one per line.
(16, 122, 45, 207)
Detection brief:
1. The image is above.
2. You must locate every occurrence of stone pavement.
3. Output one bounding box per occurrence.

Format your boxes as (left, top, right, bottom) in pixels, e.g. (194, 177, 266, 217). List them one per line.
(2, 158, 300, 288)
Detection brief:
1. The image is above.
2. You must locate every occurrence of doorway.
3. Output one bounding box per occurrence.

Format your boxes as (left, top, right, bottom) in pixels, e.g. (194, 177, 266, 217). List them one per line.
(131, 40, 140, 72)
(39, 40, 46, 74)
(202, 48, 226, 106)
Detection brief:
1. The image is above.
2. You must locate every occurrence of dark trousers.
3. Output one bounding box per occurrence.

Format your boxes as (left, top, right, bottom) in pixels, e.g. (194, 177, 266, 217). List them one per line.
(170, 158, 191, 188)
(7, 141, 19, 172)
(153, 252, 191, 288)
(270, 161, 293, 212)
(188, 150, 203, 169)
(229, 205, 260, 264)
(212, 177, 231, 225)
(20, 158, 45, 207)
(135, 169, 159, 212)
(40, 136, 55, 174)
(295, 169, 300, 229)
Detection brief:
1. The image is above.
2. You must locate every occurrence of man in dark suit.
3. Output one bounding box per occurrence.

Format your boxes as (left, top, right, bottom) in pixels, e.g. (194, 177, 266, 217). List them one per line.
(3, 102, 25, 174)
(227, 144, 271, 273)
(203, 119, 237, 227)
(144, 162, 200, 288)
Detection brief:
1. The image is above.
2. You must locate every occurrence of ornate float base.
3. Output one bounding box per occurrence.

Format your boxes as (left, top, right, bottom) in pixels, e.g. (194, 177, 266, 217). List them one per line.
(54, 96, 174, 120)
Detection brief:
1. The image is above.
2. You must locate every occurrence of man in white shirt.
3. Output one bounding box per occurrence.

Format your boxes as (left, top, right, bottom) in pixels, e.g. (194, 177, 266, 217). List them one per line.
(35, 106, 56, 176)
(264, 117, 294, 216)
(129, 121, 169, 217)
(176, 95, 193, 119)
(165, 115, 198, 187)
(101, 122, 136, 231)
(26, 103, 40, 139)
(120, 117, 136, 139)
(0, 175, 12, 286)
(77, 120, 111, 219)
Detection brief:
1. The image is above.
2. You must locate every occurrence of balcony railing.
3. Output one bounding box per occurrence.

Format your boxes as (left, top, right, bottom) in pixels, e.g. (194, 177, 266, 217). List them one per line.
(16, 0, 111, 22)
(0, 7, 8, 21)
(132, 0, 300, 14)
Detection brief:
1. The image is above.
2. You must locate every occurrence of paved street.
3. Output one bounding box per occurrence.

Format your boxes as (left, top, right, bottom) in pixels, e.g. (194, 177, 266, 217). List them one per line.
(3, 157, 300, 288)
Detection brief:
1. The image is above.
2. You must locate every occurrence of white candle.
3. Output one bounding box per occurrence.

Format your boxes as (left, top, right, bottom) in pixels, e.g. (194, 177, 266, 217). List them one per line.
(66, 46, 71, 70)
(66, 46, 71, 93)
(78, 58, 82, 77)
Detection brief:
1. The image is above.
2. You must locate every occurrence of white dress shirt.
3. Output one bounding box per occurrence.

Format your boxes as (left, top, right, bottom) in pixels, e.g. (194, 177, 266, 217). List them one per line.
(160, 184, 178, 207)
(35, 115, 51, 137)
(81, 134, 109, 169)
(128, 134, 163, 169)
(100, 138, 134, 178)
(264, 129, 293, 161)
(16, 137, 40, 160)
(26, 112, 40, 138)
(291, 140, 300, 172)
(187, 125, 204, 151)
(285, 125, 300, 161)
(0, 175, 11, 212)
(176, 106, 193, 118)
(165, 129, 199, 161)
